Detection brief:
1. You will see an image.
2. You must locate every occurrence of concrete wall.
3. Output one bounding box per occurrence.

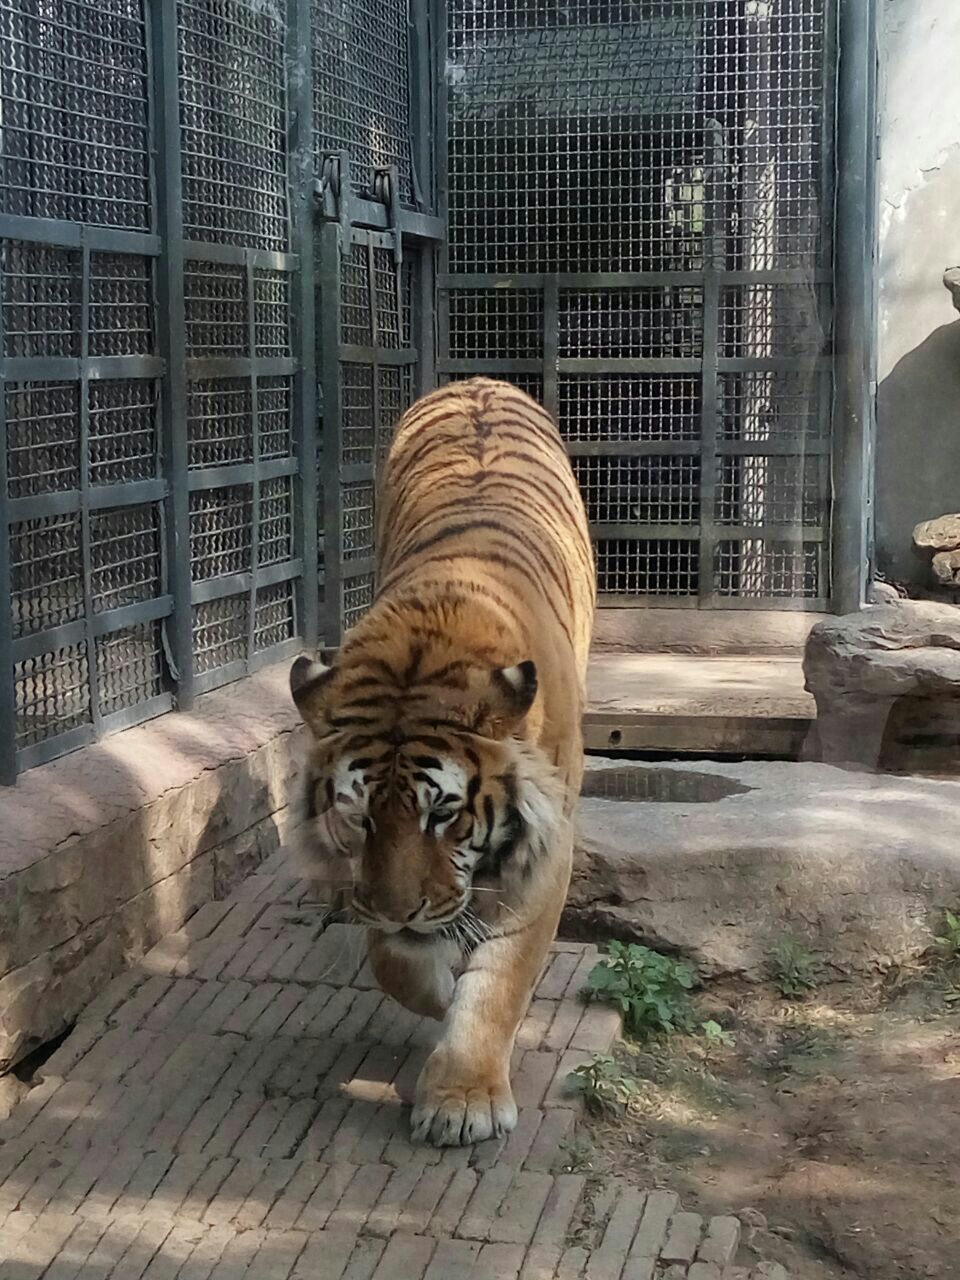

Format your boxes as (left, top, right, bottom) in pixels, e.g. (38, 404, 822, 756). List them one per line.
(874, 1, 960, 589)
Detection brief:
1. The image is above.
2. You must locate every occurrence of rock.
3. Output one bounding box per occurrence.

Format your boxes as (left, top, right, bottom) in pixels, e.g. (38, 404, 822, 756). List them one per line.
(932, 549, 960, 587)
(868, 579, 904, 605)
(569, 757, 960, 979)
(0, 1073, 26, 1120)
(802, 601, 960, 771)
(913, 513, 960, 551)
(944, 266, 960, 315)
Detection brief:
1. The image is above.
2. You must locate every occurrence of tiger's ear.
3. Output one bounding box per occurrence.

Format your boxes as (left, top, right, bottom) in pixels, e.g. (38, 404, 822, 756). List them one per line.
(483, 660, 538, 726)
(289, 651, 336, 728)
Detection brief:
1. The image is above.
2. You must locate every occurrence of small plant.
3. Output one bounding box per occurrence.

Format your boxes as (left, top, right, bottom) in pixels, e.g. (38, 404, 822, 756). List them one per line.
(584, 940, 696, 1037)
(558, 1135, 594, 1172)
(932, 908, 960, 963)
(769, 939, 823, 999)
(566, 1053, 641, 1116)
(701, 1019, 735, 1050)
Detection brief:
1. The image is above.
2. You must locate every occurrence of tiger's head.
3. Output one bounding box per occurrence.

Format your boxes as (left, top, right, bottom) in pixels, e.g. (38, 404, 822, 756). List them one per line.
(289, 643, 564, 942)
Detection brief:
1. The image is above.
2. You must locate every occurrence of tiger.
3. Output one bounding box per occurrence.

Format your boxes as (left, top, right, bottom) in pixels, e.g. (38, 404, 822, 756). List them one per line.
(289, 377, 594, 1146)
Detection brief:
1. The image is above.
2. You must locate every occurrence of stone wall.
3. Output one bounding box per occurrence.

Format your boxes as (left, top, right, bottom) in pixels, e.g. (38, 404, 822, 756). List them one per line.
(0, 664, 305, 1071)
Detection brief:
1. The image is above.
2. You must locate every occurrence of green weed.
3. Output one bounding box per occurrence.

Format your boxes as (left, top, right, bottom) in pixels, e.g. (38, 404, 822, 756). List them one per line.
(584, 941, 696, 1038)
(566, 1053, 642, 1116)
(769, 939, 823, 999)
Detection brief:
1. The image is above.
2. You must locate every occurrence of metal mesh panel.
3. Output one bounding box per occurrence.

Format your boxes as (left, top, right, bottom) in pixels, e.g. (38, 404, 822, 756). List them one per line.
(15, 646, 91, 747)
(311, 0, 414, 203)
(89, 254, 154, 356)
(559, 376, 700, 443)
(6, 382, 81, 498)
(444, 0, 834, 607)
(342, 481, 375, 561)
(259, 476, 294, 566)
(259, 376, 293, 459)
(189, 487, 254, 581)
(2, 241, 82, 358)
(342, 363, 375, 466)
(0, 0, 152, 228)
(89, 380, 159, 486)
(342, 574, 374, 629)
(596, 538, 699, 597)
(254, 270, 292, 357)
(184, 262, 248, 357)
(448, 291, 542, 360)
(716, 539, 822, 599)
(90, 505, 162, 613)
(187, 379, 254, 468)
(574, 456, 701, 526)
(558, 288, 703, 359)
(11, 513, 83, 637)
(95, 623, 163, 718)
(178, 0, 289, 250)
(193, 595, 248, 675)
(253, 580, 296, 652)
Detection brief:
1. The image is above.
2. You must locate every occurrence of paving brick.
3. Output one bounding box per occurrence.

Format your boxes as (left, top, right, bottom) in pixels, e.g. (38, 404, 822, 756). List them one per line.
(347, 1043, 409, 1102)
(488, 1171, 554, 1246)
(690, 1265, 723, 1280)
(202, 1158, 265, 1225)
(106, 1217, 173, 1280)
(474, 1243, 527, 1279)
(621, 1259, 656, 1280)
(475, 1107, 541, 1170)
(422, 1238, 481, 1279)
(365, 1162, 426, 1238)
(141, 1223, 209, 1280)
(698, 1216, 742, 1266)
(537, 953, 581, 1000)
(369, 1233, 435, 1280)
(457, 1164, 515, 1241)
(295, 923, 365, 986)
(289, 1231, 359, 1280)
(263, 1097, 319, 1159)
(301, 1095, 352, 1160)
(570, 1004, 622, 1053)
(544, 999, 586, 1053)
(252, 985, 313, 1039)
(41, 1214, 107, 1280)
(427, 1167, 477, 1238)
(221, 983, 282, 1035)
(247, 1225, 308, 1280)
(397, 1163, 453, 1234)
(524, 1108, 577, 1172)
(543, 1051, 594, 1108)
(557, 1246, 589, 1279)
(2, 1211, 84, 1280)
(203, 1225, 265, 1280)
(662, 1211, 704, 1264)
(38, 1020, 104, 1080)
(79, 1144, 147, 1218)
(349, 1103, 406, 1164)
(514, 1049, 562, 1109)
(585, 1185, 647, 1279)
(117, 1150, 176, 1216)
(750, 1266, 788, 1280)
(626, 1188, 679, 1262)
(520, 1247, 562, 1280)
(325, 1163, 393, 1234)
(529, 1174, 586, 1250)
(517, 1000, 558, 1051)
(177, 1157, 236, 1223)
(340, 1236, 388, 1280)
(262, 1162, 329, 1232)
(297, 1162, 358, 1232)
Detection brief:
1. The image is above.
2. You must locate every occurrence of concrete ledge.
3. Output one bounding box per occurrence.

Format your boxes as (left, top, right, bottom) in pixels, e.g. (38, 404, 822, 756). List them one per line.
(0, 664, 304, 1070)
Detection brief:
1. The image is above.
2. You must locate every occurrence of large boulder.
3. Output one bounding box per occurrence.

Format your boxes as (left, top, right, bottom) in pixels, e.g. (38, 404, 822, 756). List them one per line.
(568, 758, 960, 977)
(802, 601, 960, 772)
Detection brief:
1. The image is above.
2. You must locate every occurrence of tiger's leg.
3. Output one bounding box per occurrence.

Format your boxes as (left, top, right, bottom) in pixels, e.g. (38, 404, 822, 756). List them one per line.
(410, 842, 570, 1145)
(367, 930, 459, 1022)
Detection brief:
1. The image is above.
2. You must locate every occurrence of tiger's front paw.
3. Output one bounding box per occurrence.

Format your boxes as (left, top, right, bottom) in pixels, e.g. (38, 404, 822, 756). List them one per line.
(410, 1048, 517, 1146)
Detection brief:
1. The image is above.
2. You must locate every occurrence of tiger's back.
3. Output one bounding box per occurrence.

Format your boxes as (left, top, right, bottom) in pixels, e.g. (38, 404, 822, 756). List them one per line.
(376, 378, 594, 783)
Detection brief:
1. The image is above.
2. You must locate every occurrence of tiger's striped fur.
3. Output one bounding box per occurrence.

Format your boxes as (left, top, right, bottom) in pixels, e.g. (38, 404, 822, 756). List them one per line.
(290, 378, 594, 1145)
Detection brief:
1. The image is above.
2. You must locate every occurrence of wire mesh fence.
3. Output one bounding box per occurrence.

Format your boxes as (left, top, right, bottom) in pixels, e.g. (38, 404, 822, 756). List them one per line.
(0, 0, 436, 780)
(440, 0, 837, 608)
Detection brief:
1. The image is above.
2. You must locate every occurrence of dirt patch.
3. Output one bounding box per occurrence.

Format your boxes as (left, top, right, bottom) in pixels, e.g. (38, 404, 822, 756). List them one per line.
(567, 965, 960, 1280)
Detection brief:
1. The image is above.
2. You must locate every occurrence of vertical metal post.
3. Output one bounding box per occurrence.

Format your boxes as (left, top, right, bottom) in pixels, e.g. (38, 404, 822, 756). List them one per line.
(245, 252, 261, 662)
(832, 0, 878, 613)
(0, 272, 16, 783)
(78, 239, 102, 733)
(319, 219, 344, 644)
(697, 121, 726, 604)
(415, 242, 435, 396)
(289, 0, 320, 647)
(150, 0, 194, 705)
(433, 0, 449, 381)
(542, 275, 559, 418)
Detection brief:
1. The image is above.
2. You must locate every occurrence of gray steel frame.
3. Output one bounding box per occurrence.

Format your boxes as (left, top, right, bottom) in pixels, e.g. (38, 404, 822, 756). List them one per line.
(0, 0, 440, 780)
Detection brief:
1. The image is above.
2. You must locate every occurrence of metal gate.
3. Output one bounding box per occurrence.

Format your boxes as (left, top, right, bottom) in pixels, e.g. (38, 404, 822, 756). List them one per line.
(439, 0, 837, 609)
(0, 0, 439, 779)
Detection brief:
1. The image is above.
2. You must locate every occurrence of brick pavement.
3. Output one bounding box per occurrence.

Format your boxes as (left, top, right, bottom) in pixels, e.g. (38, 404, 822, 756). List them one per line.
(0, 849, 786, 1279)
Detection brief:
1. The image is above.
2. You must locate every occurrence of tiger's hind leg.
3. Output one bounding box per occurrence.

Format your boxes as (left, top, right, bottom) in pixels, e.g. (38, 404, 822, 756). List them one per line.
(367, 930, 460, 1022)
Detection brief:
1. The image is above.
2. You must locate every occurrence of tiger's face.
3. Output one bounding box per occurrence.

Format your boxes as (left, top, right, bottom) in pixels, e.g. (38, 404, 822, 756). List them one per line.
(289, 650, 562, 942)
